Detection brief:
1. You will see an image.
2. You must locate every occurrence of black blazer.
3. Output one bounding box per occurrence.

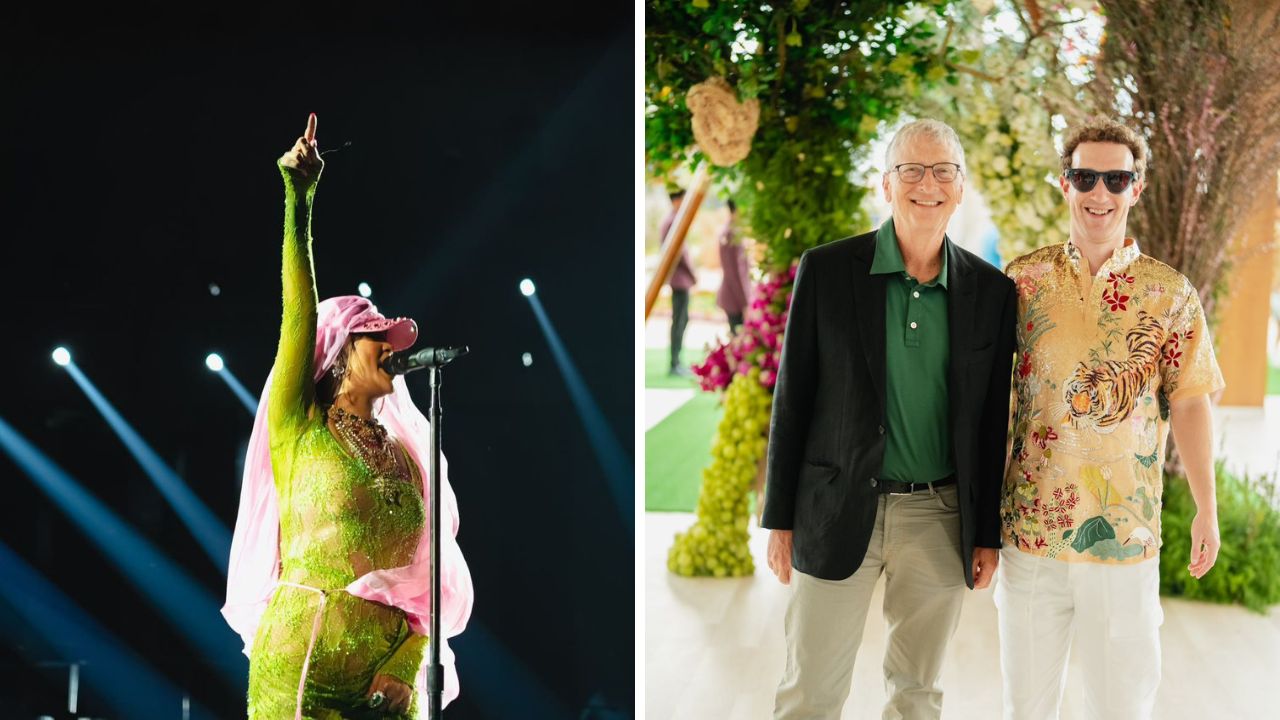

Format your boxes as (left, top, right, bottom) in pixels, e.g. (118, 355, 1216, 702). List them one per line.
(761, 229, 1016, 588)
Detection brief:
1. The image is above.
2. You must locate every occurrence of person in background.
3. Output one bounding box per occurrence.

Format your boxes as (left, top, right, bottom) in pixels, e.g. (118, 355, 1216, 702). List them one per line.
(716, 199, 752, 335)
(659, 188, 697, 376)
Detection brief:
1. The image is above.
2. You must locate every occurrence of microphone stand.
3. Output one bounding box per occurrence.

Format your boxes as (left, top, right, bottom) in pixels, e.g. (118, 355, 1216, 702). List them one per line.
(422, 347, 467, 719)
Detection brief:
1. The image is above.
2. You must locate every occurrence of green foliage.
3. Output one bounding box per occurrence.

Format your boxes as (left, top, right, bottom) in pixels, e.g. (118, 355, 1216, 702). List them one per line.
(646, 0, 960, 271)
(1160, 463, 1280, 613)
(906, 1, 1079, 263)
(668, 371, 772, 577)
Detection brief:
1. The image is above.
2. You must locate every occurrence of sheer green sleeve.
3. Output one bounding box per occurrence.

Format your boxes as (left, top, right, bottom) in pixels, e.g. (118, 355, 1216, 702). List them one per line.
(267, 167, 320, 484)
(379, 632, 428, 687)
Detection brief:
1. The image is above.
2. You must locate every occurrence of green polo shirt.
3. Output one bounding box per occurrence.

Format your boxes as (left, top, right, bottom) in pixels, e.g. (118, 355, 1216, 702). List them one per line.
(870, 219, 954, 483)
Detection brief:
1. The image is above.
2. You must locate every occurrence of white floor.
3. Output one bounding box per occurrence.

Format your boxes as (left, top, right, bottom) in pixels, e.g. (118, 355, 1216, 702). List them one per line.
(644, 511, 1280, 719)
(644, 314, 1280, 719)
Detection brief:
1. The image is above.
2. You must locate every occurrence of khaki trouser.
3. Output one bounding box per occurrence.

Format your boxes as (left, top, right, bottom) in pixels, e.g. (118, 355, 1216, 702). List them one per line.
(775, 483, 967, 720)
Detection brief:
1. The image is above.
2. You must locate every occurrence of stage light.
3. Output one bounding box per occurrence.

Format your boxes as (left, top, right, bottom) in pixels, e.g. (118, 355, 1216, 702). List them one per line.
(519, 279, 536, 297)
(52, 347, 71, 366)
(523, 294, 630, 529)
(521, 352, 533, 367)
(205, 353, 224, 372)
(0, 417, 244, 686)
(208, 283, 221, 297)
(358, 282, 373, 298)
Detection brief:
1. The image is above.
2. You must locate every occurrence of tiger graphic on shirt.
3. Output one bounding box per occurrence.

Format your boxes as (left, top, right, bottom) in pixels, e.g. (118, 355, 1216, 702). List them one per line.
(1062, 309, 1163, 431)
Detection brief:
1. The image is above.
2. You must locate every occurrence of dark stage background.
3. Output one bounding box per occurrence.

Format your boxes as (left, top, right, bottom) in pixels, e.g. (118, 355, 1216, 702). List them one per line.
(1, 4, 633, 718)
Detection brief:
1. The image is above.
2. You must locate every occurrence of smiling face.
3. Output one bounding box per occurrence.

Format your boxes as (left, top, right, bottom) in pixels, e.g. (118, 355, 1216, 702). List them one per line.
(1061, 141, 1143, 250)
(882, 134, 964, 238)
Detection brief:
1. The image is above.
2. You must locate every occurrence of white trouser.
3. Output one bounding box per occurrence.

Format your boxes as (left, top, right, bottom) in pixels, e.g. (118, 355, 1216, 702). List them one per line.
(994, 547, 1163, 720)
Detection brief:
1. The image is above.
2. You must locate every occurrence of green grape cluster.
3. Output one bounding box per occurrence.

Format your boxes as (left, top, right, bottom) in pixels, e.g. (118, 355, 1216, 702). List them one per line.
(668, 371, 773, 577)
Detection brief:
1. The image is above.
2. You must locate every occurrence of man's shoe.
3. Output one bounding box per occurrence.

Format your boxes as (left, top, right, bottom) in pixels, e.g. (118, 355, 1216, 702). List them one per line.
(669, 365, 693, 378)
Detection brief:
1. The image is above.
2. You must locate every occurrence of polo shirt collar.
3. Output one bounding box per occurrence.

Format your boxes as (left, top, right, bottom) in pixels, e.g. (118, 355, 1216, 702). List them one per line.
(871, 218, 949, 289)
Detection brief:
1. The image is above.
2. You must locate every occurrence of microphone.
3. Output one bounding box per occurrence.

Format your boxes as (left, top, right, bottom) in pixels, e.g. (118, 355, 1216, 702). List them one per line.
(381, 346, 470, 375)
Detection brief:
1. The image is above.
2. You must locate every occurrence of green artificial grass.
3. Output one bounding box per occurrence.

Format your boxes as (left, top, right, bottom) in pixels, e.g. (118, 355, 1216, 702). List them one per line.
(644, 393, 722, 511)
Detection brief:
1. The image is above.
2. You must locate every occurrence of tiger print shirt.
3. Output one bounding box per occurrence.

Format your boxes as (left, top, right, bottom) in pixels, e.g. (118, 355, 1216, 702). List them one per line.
(1001, 239, 1224, 564)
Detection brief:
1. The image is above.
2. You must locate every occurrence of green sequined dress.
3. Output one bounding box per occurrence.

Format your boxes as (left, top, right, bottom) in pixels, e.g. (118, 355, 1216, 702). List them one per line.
(246, 167, 427, 719)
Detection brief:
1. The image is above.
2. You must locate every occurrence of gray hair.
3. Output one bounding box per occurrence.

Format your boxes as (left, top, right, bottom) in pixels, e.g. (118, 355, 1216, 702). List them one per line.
(884, 119, 966, 174)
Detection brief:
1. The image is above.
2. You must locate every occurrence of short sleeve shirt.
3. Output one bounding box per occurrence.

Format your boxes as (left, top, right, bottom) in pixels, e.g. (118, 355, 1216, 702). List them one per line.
(1002, 239, 1224, 564)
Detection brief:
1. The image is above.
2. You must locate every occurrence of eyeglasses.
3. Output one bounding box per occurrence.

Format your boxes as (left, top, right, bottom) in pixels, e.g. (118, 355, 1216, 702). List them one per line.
(1064, 168, 1139, 194)
(890, 162, 962, 184)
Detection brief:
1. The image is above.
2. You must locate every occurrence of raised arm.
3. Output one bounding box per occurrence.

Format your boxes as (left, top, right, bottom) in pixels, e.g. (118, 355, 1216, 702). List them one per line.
(268, 113, 325, 442)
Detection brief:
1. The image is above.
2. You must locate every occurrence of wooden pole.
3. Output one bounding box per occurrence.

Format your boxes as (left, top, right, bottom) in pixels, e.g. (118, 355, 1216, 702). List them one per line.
(645, 162, 712, 320)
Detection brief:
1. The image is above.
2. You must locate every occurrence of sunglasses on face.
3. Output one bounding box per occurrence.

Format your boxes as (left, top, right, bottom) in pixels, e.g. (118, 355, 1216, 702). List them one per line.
(1064, 168, 1139, 194)
(891, 162, 962, 184)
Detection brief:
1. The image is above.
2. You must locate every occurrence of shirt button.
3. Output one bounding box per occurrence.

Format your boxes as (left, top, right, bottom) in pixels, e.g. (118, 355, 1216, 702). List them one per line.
(913, 291, 920, 298)
(870, 477, 878, 487)
(909, 321, 918, 329)
(878, 424, 885, 435)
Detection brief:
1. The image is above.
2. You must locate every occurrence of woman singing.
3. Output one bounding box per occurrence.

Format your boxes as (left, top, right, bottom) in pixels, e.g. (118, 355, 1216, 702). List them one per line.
(222, 113, 474, 719)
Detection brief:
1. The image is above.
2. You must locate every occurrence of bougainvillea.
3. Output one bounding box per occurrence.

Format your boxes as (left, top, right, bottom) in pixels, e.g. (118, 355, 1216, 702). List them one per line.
(692, 263, 797, 393)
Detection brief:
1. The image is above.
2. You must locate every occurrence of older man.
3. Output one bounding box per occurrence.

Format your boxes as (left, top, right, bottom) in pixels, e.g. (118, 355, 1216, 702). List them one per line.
(998, 117, 1224, 719)
(762, 119, 1016, 719)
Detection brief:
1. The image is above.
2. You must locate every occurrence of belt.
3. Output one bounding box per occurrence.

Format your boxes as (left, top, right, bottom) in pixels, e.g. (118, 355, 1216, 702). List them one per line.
(877, 475, 956, 496)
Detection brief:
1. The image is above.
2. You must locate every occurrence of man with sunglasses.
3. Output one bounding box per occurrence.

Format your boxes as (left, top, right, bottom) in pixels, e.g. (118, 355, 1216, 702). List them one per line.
(998, 117, 1224, 718)
(763, 119, 1016, 718)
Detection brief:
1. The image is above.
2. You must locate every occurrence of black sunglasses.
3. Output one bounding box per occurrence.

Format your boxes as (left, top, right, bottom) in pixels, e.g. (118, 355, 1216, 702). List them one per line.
(1064, 168, 1139, 194)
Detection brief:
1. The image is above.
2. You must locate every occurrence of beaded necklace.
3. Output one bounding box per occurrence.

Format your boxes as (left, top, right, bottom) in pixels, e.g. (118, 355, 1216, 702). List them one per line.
(328, 405, 408, 506)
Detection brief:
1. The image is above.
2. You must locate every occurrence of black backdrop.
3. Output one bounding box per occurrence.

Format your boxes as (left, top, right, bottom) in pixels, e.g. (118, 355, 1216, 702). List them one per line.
(1, 3, 633, 718)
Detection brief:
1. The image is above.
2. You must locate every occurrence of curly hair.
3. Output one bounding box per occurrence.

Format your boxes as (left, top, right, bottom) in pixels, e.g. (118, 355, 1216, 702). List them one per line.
(1060, 117, 1149, 176)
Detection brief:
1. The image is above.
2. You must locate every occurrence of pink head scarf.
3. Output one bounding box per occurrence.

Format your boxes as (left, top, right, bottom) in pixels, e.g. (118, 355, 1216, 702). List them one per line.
(222, 295, 474, 707)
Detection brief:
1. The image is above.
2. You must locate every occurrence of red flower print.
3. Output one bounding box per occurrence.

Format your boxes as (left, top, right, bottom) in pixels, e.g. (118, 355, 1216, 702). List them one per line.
(1185, 329, 1195, 341)
(1103, 288, 1130, 312)
(1031, 426, 1059, 449)
(1026, 321, 1034, 331)
(1056, 513, 1070, 528)
(1045, 518, 1058, 531)
(1017, 353, 1033, 379)
(1064, 501, 1077, 515)
(1019, 535, 1031, 550)
(1053, 488, 1064, 501)
(1164, 348, 1182, 367)
(1108, 271, 1135, 290)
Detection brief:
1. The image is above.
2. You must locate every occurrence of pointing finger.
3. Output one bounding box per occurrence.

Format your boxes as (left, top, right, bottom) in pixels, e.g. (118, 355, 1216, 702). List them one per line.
(305, 112, 317, 143)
